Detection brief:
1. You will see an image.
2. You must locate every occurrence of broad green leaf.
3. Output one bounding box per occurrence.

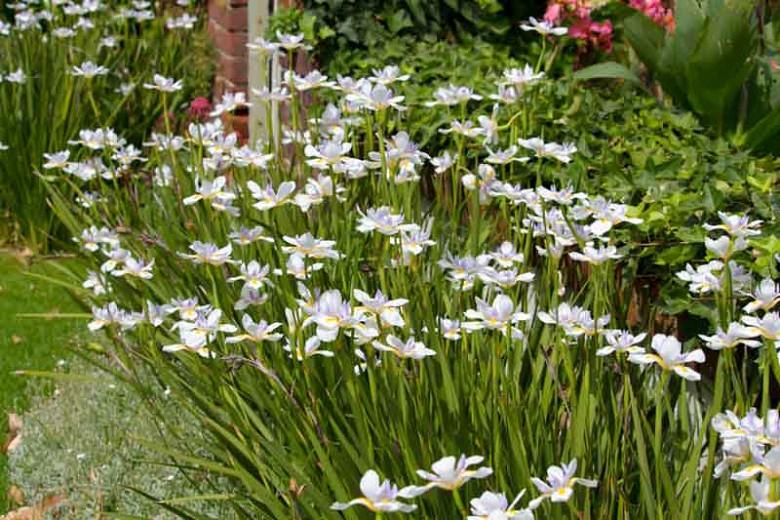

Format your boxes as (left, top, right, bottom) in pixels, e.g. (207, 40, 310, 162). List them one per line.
(685, 2, 757, 133)
(623, 13, 666, 76)
(744, 100, 780, 152)
(573, 62, 641, 84)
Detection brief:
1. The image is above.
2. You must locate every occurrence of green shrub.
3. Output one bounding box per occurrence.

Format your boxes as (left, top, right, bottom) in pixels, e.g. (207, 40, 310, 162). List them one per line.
(289, 0, 547, 66)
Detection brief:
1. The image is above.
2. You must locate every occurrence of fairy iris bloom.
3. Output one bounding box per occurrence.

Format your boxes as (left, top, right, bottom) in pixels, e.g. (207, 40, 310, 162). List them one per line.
(478, 267, 535, 289)
(597, 330, 646, 357)
(743, 313, 780, 341)
(43, 150, 70, 170)
(744, 279, 780, 313)
(357, 206, 413, 236)
(732, 446, 780, 481)
(401, 455, 492, 497)
(179, 242, 234, 266)
(518, 138, 576, 163)
(331, 470, 417, 513)
(491, 241, 525, 267)
(348, 82, 406, 111)
(705, 235, 747, 261)
(369, 65, 410, 85)
(304, 139, 352, 170)
(275, 31, 310, 51)
(226, 315, 283, 344)
(282, 233, 340, 260)
(504, 65, 544, 89)
(538, 303, 609, 338)
(727, 476, 780, 516)
(143, 74, 183, 92)
(704, 212, 762, 238)
(521, 16, 568, 36)
(163, 329, 215, 358)
(112, 257, 154, 279)
(579, 197, 643, 235)
(463, 294, 529, 336)
(628, 334, 705, 381)
(210, 92, 251, 117)
(285, 70, 336, 91)
(182, 176, 235, 206)
(285, 336, 335, 360)
(228, 226, 274, 246)
(292, 174, 339, 212)
(70, 61, 109, 78)
(353, 289, 407, 327)
(228, 261, 272, 290)
(247, 180, 296, 211)
(699, 323, 761, 351)
(372, 335, 435, 360)
(306, 290, 356, 342)
(569, 244, 623, 265)
(529, 459, 597, 508)
(469, 491, 535, 520)
(173, 309, 237, 339)
(89, 302, 131, 331)
(246, 36, 278, 55)
(439, 318, 462, 341)
(486, 146, 528, 165)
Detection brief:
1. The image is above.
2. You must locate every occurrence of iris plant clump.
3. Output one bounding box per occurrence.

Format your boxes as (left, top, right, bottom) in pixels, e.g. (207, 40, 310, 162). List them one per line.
(33, 14, 780, 520)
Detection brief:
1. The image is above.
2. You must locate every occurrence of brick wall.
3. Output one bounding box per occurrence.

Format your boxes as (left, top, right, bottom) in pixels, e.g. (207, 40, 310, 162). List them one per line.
(207, 0, 307, 140)
(208, 0, 249, 138)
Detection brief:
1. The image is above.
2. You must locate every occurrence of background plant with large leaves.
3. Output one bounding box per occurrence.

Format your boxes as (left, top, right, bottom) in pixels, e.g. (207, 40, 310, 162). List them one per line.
(582, 0, 780, 152)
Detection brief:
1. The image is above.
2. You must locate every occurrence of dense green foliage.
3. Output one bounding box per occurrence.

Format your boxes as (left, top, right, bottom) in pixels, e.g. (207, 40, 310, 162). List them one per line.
(314, 35, 780, 314)
(270, 0, 546, 66)
(582, 0, 780, 153)
(0, 2, 213, 251)
(38, 25, 780, 518)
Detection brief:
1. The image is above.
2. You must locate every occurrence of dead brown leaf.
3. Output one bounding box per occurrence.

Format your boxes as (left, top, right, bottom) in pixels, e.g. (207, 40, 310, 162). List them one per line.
(7, 485, 24, 506)
(10, 247, 33, 266)
(0, 494, 65, 520)
(3, 413, 22, 454)
(10, 335, 23, 345)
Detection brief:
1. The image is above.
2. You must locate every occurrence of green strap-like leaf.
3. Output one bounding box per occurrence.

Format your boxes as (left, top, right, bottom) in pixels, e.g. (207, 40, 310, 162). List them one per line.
(573, 62, 642, 85)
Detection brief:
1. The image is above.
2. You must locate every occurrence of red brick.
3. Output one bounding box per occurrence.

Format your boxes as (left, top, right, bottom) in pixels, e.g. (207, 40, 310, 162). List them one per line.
(218, 52, 248, 85)
(208, 2, 247, 32)
(229, 0, 247, 6)
(208, 19, 247, 58)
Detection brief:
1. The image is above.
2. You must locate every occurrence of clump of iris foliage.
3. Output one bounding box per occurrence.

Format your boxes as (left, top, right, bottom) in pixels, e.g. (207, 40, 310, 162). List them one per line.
(26, 8, 780, 520)
(0, 0, 212, 251)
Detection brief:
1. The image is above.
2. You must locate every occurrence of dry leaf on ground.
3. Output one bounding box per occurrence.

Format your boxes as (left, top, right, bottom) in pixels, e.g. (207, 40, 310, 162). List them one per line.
(0, 494, 65, 520)
(3, 413, 23, 454)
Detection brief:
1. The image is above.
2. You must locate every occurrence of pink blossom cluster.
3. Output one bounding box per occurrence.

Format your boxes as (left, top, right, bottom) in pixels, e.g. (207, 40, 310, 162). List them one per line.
(628, 0, 675, 31)
(543, 0, 613, 53)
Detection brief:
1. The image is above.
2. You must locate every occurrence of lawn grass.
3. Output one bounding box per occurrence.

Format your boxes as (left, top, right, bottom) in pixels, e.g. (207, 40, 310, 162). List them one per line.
(0, 252, 82, 513)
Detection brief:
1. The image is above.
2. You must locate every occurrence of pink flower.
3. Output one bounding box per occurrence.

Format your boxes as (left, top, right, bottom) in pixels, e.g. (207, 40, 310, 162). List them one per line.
(629, 0, 674, 31)
(189, 96, 212, 121)
(544, 3, 563, 23)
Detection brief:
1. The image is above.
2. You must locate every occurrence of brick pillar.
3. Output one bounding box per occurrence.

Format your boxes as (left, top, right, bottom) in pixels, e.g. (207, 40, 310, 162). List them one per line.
(208, 0, 249, 139)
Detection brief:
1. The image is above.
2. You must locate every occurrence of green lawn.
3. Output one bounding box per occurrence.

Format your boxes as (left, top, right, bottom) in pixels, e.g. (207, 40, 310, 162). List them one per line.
(0, 253, 82, 512)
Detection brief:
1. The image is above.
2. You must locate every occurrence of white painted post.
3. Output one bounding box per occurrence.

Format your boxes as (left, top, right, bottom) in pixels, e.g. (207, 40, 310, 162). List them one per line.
(247, 0, 271, 144)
